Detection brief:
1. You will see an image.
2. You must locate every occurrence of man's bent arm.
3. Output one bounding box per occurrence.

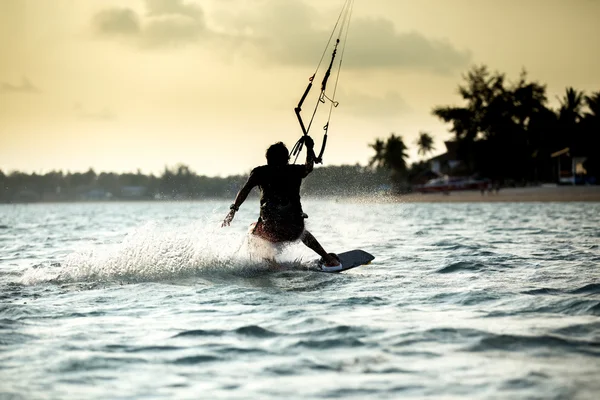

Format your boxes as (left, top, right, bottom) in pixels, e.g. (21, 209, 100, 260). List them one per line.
(222, 174, 257, 227)
(232, 179, 255, 210)
(305, 145, 316, 175)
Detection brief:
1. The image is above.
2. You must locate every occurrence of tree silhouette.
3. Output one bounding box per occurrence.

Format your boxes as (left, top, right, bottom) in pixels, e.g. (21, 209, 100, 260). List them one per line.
(384, 134, 409, 175)
(558, 87, 585, 125)
(416, 131, 435, 158)
(368, 139, 386, 169)
(369, 134, 409, 173)
(369, 133, 409, 191)
(584, 91, 600, 119)
(581, 91, 600, 177)
(432, 65, 563, 181)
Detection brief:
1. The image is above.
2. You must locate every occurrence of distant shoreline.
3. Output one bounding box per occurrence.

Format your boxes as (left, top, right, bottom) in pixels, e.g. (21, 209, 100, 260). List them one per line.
(349, 185, 600, 203)
(2, 186, 600, 205)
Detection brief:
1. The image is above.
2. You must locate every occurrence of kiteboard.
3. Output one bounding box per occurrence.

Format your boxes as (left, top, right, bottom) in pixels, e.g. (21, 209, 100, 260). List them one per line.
(311, 249, 375, 273)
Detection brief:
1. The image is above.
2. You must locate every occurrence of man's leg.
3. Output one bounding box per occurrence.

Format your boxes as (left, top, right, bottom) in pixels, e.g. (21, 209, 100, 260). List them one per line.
(301, 230, 340, 266)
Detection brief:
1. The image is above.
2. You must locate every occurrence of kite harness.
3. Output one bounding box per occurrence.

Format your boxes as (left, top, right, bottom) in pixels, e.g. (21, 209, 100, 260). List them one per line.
(291, 0, 354, 164)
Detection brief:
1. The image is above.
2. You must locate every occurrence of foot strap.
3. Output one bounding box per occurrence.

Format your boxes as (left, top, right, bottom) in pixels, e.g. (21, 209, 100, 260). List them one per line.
(320, 262, 343, 272)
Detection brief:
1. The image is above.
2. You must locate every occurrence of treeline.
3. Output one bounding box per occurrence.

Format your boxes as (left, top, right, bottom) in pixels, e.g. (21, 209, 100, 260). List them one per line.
(368, 65, 599, 186)
(432, 65, 599, 182)
(0, 164, 389, 203)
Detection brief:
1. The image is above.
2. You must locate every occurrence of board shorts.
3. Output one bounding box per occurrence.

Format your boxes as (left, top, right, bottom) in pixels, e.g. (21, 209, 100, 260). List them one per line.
(250, 208, 304, 243)
(249, 201, 305, 242)
(250, 216, 305, 243)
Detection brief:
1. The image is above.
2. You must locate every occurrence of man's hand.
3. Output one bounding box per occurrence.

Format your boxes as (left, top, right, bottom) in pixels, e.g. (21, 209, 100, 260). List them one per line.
(304, 136, 315, 149)
(221, 209, 236, 227)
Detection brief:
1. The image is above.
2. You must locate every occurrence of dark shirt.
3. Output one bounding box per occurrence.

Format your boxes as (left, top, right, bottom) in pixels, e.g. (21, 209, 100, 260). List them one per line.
(248, 164, 309, 223)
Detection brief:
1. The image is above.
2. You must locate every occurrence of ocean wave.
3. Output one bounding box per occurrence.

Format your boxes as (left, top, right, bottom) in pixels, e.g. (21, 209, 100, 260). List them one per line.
(235, 325, 278, 338)
(295, 324, 379, 339)
(392, 327, 487, 347)
(533, 299, 600, 316)
(500, 371, 550, 390)
(468, 333, 600, 356)
(521, 288, 564, 295)
(0, 304, 40, 321)
(552, 322, 600, 340)
(173, 325, 279, 339)
(291, 337, 365, 349)
(116, 345, 184, 353)
(344, 296, 386, 305)
(486, 297, 600, 317)
(173, 329, 225, 338)
(431, 240, 482, 251)
(570, 283, 600, 294)
(56, 355, 147, 372)
(428, 291, 501, 306)
(172, 355, 221, 365)
(436, 261, 486, 273)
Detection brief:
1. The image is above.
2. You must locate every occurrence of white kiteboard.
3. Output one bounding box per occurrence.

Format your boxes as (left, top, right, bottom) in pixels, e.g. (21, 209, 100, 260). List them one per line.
(311, 249, 375, 273)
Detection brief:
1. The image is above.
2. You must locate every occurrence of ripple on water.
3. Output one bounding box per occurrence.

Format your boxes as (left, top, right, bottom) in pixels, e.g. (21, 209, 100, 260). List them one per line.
(468, 333, 600, 356)
(532, 298, 600, 316)
(104, 345, 184, 353)
(570, 283, 600, 295)
(485, 297, 600, 318)
(436, 261, 486, 273)
(172, 325, 279, 339)
(521, 287, 564, 295)
(172, 355, 221, 365)
(235, 325, 278, 338)
(56, 356, 148, 373)
(552, 322, 600, 341)
(500, 371, 551, 390)
(172, 329, 224, 338)
(290, 337, 366, 350)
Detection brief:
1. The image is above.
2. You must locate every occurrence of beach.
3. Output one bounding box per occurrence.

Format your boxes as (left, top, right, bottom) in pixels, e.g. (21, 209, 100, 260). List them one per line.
(398, 185, 600, 203)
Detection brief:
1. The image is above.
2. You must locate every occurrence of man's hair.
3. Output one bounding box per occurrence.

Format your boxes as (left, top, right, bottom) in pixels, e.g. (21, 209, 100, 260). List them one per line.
(266, 142, 289, 166)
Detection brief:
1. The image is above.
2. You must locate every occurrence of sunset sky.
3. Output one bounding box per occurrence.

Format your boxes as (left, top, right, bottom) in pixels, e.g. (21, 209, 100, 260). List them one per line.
(1, 0, 599, 176)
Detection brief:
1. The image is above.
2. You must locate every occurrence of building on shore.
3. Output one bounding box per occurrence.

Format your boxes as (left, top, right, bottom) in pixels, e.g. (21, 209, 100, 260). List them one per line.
(550, 147, 590, 185)
(428, 141, 462, 176)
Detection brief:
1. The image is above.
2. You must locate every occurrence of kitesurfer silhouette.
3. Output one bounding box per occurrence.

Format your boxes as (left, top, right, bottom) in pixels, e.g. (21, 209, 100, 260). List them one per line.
(222, 136, 340, 267)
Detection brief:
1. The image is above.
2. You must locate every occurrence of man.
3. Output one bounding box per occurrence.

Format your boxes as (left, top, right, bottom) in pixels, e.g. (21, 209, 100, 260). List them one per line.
(222, 136, 340, 267)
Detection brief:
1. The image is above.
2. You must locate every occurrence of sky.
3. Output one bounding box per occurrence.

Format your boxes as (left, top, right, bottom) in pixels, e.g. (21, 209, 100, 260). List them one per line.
(1, 0, 599, 177)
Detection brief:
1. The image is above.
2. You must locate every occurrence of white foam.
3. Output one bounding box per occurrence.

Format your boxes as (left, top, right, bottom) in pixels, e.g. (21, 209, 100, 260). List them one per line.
(20, 220, 285, 285)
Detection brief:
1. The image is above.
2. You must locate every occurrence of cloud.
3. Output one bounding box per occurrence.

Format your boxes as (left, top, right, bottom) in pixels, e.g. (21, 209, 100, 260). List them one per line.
(74, 103, 116, 121)
(92, 0, 207, 47)
(91, 0, 471, 73)
(143, 15, 206, 46)
(145, 0, 203, 21)
(344, 19, 471, 74)
(1, 77, 40, 94)
(92, 8, 140, 36)
(229, 1, 471, 74)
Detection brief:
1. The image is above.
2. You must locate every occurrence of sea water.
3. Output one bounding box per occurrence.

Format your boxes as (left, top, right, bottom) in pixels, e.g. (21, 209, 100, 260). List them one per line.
(1, 200, 599, 399)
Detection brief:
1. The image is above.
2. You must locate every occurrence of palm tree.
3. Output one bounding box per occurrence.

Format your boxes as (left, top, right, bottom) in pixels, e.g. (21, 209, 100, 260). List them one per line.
(368, 139, 385, 169)
(558, 87, 585, 125)
(369, 133, 409, 179)
(383, 134, 409, 174)
(415, 131, 435, 159)
(555, 87, 586, 153)
(584, 91, 600, 120)
(582, 92, 600, 169)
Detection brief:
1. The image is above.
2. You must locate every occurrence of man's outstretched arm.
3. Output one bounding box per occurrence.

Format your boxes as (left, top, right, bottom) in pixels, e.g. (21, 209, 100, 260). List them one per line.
(304, 136, 316, 176)
(221, 175, 256, 227)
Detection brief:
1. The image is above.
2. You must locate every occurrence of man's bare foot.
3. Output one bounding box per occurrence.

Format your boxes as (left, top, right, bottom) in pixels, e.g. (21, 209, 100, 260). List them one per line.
(322, 253, 340, 267)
